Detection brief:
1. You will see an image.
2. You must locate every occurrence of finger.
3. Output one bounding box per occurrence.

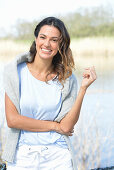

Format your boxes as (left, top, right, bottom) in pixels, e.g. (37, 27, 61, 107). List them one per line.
(90, 66, 96, 73)
(90, 66, 97, 77)
(90, 69, 95, 80)
(91, 71, 97, 80)
(70, 129, 74, 133)
(84, 68, 90, 71)
(92, 69, 97, 79)
(83, 69, 94, 81)
(85, 66, 95, 72)
(83, 70, 91, 78)
(90, 68, 97, 80)
(83, 68, 96, 80)
(65, 131, 73, 136)
(89, 70, 97, 83)
(68, 133, 73, 136)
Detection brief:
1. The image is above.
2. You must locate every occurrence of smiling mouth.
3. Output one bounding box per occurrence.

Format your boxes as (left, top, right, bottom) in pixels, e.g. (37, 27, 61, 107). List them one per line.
(41, 48, 52, 52)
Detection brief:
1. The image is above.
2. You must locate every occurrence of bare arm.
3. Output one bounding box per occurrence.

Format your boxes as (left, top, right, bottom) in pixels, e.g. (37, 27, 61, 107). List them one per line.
(5, 93, 57, 132)
(5, 93, 73, 135)
(59, 67, 97, 133)
(5, 67, 96, 136)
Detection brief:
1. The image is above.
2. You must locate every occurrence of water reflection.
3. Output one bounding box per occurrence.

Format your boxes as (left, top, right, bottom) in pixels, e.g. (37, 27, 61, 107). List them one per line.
(73, 62, 114, 168)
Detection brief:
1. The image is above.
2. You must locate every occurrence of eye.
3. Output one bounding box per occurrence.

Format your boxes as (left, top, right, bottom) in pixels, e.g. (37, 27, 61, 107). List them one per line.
(52, 39, 58, 42)
(40, 36, 45, 39)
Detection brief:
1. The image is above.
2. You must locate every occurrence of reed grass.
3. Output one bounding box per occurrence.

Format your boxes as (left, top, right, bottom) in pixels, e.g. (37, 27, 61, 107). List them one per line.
(71, 37, 114, 58)
(0, 37, 113, 73)
(0, 37, 114, 61)
(0, 39, 30, 61)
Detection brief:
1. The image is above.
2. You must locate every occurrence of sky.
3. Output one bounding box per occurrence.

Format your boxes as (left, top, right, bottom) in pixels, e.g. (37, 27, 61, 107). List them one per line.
(0, 0, 114, 36)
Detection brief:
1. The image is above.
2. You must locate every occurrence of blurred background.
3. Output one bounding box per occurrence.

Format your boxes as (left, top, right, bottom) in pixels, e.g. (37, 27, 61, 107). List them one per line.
(0, 0, 114, 169)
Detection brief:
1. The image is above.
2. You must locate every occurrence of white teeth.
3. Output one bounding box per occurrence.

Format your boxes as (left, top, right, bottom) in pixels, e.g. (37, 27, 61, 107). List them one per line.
(42, 48, 51, 52)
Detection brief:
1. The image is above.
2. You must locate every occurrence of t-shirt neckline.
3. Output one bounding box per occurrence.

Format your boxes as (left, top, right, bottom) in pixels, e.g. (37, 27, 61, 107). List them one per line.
(25, 62, 57, 83)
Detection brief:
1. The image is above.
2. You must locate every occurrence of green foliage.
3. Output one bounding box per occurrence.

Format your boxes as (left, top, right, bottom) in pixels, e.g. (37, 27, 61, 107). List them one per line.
(7, 6, 114, 40)
(63, 6, 114, 38)
(12, 19, 38, 40)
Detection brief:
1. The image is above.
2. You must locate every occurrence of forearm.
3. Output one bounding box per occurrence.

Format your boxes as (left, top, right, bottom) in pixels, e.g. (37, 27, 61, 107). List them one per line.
(59, 66, 97, 133)
(7, 114, 57, 132)
(60, 87, 86, 132)
(5, 92, 58, 132)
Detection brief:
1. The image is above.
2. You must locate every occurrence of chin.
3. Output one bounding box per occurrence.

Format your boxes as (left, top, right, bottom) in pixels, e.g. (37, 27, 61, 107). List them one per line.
(39, 52, 56, 60)
(40, 54, 54, 60)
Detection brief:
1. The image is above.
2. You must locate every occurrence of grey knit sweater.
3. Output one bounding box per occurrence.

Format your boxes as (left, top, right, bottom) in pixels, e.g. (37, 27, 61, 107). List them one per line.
(2, 52, 78, 170)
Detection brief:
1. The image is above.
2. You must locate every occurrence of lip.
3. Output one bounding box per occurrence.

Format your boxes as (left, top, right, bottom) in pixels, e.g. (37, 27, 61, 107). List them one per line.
(41, 48, 52, 53)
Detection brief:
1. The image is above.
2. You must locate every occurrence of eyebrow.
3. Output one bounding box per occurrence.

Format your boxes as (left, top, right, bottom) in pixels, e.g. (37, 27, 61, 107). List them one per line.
(39, 33, 59, 39)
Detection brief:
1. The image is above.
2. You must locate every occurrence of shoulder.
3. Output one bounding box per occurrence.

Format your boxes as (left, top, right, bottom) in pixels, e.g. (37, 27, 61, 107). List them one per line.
(3, 60, 15, 80)
(62, 72, 77, 97)
(17, 62, 27, 82)
(69, 73, 77, 84)
(17, 62, 26, 72)
(68, 73, 78, 93)
(65, 72, 77, 88)
(3, 52, 29, 77)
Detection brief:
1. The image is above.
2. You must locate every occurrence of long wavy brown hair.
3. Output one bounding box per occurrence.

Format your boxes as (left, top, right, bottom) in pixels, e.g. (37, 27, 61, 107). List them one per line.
(29, 17, 75, 84)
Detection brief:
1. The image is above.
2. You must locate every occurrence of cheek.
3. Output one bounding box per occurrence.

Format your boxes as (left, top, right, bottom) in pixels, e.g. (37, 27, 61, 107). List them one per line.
(36, 38, 42, 46)
(53, 48, 58, 55)
(53, 44, 59, 51)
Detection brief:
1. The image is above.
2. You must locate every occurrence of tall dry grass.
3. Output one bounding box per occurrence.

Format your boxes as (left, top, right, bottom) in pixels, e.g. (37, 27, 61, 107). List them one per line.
(71, 37, 114, 58)
(70, 37, 114, 73)
(0, 39, 30, 62)
(0, 37, 114, 58)
(0, 37, 113, 71)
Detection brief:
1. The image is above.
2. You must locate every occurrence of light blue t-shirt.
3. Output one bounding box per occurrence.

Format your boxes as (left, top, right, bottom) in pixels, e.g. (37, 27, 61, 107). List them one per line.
(17, 62, 67, 148)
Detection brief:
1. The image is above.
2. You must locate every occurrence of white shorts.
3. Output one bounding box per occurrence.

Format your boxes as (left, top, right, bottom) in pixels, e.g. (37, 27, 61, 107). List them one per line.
(7, 145, 73, 170)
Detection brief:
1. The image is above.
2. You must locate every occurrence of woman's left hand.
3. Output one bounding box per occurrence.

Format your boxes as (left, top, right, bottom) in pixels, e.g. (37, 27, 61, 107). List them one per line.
(81, 66, 97, 90)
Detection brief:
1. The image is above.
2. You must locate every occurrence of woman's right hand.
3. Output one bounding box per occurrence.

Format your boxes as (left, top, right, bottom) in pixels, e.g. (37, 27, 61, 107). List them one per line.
(81, 66, 97, 90)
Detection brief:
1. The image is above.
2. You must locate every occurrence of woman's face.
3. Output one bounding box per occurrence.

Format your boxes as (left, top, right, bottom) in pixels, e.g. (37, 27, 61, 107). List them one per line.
(35, 25, 61, 60)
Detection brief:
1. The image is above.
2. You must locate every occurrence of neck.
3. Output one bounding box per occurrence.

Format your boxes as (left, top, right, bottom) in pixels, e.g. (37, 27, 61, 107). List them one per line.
(31, 55, 53, 74)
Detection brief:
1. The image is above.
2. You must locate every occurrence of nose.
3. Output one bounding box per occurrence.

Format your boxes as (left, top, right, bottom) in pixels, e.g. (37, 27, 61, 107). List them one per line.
(44, 39, 50, 47)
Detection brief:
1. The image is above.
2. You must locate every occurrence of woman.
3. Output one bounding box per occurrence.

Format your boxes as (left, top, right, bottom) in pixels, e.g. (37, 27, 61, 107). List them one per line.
(2, 17, 97, 170)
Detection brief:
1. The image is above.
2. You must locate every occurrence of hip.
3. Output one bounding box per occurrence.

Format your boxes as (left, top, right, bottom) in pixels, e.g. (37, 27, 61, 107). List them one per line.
(7, 144, 73, 170)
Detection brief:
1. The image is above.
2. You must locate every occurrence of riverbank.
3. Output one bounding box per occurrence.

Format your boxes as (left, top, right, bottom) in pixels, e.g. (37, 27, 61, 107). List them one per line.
(0, 37, 114, 61)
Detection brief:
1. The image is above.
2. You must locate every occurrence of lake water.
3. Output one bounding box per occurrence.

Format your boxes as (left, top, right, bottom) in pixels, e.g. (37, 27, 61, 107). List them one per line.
(0, 61, 114, 169)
